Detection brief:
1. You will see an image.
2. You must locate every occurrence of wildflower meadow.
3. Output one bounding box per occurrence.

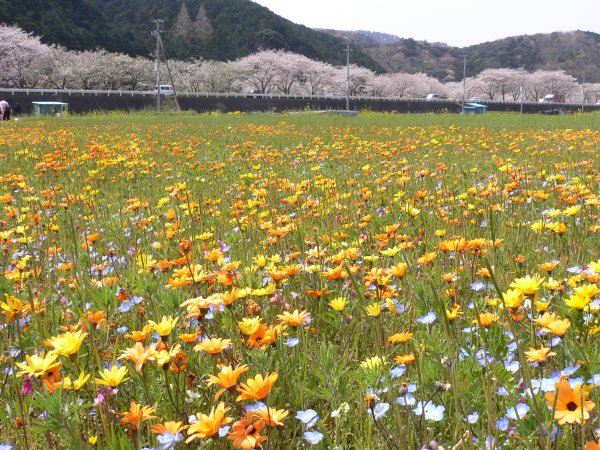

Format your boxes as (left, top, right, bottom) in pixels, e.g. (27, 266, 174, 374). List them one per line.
(0, 111, 599, 450)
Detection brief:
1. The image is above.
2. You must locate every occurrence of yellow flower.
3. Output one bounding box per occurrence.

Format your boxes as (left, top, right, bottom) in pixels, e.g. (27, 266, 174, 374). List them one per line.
(502, 289, 525, 309)
(524, 347, 556, 363)
(186, 402, 232, 442)
(276, 309, 310, 327)
(0, 294, 24, 323)
(207, 364, 250, 401)
(544, 277, 562, 290)
(148, 315, 179, 337)
(95, 365, 129, 387)
(360, 355, 387, 371)
(563, 205, 581, 216)
(366, 302, 381, 317)
(238, 317, 262, 336)
(16, 352, 61, 378)
(64, 371, 90, 390)
(510, 274, 544, 296)
(329, 296, 348, 311)
(565, 292, 591, 310)
(47, 330, 88, 357)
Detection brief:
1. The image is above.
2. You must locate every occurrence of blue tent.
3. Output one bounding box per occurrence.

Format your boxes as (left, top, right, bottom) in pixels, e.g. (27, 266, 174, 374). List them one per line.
(463, 102, 488, 114)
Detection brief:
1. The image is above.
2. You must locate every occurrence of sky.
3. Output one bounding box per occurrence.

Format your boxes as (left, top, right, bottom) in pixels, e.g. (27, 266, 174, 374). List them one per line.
(252, 0, 600, 47)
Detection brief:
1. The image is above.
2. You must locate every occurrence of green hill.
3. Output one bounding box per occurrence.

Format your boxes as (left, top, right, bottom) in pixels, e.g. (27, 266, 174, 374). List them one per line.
(328, 30, 599, 82)
(0, 0, 384, 72)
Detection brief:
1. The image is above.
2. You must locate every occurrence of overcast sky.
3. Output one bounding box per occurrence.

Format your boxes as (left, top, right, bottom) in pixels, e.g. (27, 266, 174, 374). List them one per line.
(252, 0, 599, 47)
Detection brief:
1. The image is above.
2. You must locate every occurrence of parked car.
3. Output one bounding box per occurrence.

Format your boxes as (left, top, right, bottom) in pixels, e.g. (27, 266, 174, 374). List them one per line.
(156, 84, 174, 97)
(425, 93, 442, 100)
(246, 89, 264, 98)
(468, 97, 481, 102)
(538, 94, 565, 103)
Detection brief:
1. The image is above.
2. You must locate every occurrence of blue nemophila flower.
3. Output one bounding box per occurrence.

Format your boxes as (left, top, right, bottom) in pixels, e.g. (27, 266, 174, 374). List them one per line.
(245, 401, 266, 411)
(504, 360, 520, 373)
(218, 426, 230, 438)
(296, 409, 319, 428)
(303, 430, 324, 445)
(396, 393, 417, 406)
(0, 444, 13, 450)
(412, 401, 445, 421)
(496, 386, 509, 396)
(157, 431, 182, 450)
(284, 337, 299, 347)
(417, 311, 436, 324)
(495, 417, 509, 431)
(471, 281, 486, 291)
(390, 365, 406, 378)
(466, 411, 479, 424)
(506, 403, 530, 420)
(372, 402, 390, 419)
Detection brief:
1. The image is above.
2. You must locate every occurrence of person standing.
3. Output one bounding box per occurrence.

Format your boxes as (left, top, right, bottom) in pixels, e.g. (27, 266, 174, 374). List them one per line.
(0, 100, 10, 120)
(13, 103, 21, 117)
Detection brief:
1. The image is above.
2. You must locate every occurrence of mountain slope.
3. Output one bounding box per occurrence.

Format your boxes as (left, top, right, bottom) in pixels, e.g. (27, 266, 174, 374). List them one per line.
(0, 0, 384, 71)
(327, 30, 599, 82)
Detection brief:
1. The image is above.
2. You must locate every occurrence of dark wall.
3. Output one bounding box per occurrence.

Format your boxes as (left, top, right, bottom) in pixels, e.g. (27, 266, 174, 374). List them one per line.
(2, 93, 596, 115)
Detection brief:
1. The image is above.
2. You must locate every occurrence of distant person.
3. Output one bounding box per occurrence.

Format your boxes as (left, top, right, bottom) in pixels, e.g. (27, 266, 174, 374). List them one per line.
(0, 100, 10, 120)
(13, 103, 21, 117)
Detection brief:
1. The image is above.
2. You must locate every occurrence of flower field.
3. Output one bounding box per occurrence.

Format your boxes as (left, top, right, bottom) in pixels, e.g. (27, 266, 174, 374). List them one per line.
(0, 112, 599, 449)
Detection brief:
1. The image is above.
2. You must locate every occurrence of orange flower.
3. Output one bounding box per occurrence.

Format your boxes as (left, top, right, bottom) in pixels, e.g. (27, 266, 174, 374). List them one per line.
(539, 261, 559, 273)
(545, 376, 595, 424)
(236, 372, 278, 401)
(387, 332, 414, 344)
(118, 401, 156, 432)
(417, 251, 437, 265)
(194, 337, 232, 355)
(473, 312, 498, 327)
(389, 262, 408, 278)
(394, 353, 416, 364)
(151, 421, 188, 435)
(228, 410, 267, 450)
(118, 342, 156, 373)
(206, 364, 250, 401)
(186, 402, 232, 443)
(251, 407, 289, 428)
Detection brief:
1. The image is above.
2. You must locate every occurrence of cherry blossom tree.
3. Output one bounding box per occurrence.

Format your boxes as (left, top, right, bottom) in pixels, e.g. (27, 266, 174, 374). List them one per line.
(0, 24, 52, 87)
(525, 70, 578, 101)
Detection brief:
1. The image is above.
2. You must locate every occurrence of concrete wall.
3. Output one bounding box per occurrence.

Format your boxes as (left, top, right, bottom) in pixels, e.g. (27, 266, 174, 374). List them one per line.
(2, 92, 596, 115)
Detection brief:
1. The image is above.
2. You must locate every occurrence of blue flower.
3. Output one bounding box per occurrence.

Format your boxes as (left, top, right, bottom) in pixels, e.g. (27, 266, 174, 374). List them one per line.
(495, 417, 508, 431)
(396, 393, 416, 406)
(412, 402, 445, 421)
(157, 431, 182, 450)
(506, 403, 529, 420)
(303, 431, 324, 445)
(218, 426, 230, 438)
(372, 402, 389, 419)
(416, 311, 436, 324)
(296, 409, 319, 428)
(284, 337, 299, 347)
(390, 365, 406, 378)
(466, 411, 479, 424)
(0, 444, 13, 450)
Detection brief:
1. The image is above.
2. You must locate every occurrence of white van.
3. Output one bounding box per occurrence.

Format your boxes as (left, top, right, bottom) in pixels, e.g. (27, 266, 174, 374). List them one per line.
(157, 85, 174, 96)
(425, 93, 441, 100)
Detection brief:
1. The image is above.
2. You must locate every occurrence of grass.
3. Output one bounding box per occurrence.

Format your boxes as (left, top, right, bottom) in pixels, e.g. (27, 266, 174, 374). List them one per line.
(0, 111, 598, 449)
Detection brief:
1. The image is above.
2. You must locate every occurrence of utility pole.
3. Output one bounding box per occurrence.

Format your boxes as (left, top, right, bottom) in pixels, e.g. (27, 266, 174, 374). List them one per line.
(461, 56, 466, 113)
(345, 42, 351, 111)
(519, 66, 525, 114)
(152, 19, 164, 112)
(581, 69, 586, 114)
